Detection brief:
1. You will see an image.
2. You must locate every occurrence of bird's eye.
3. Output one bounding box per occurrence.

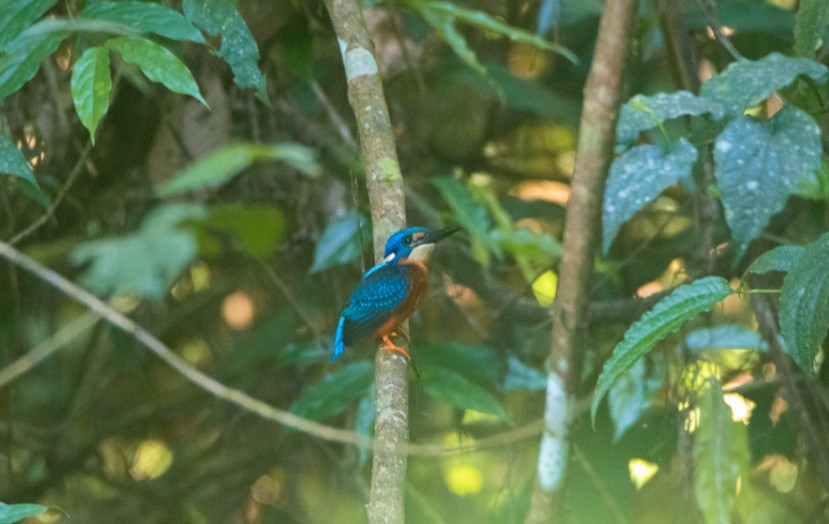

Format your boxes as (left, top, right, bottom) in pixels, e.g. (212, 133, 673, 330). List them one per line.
(402, 234, 413, 245)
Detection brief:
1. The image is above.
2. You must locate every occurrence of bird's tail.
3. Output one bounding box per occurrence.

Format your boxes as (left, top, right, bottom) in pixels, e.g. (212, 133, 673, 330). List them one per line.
(331, 316, 346, 362)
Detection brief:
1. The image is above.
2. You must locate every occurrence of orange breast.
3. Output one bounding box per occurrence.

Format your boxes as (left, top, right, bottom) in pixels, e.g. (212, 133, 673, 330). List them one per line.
(372, 259, 429, 338)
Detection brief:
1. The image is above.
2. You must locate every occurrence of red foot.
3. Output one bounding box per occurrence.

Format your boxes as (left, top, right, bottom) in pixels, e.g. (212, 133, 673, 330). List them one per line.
(380, 334, 410, 361)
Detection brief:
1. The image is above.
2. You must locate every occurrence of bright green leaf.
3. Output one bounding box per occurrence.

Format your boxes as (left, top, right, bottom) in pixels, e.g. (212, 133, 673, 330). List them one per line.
(743, 245, 804, 276)
(104, 36, 206, 106)
(310, 210, 371, 273)
(492, 228, 561, 264)
(794, 0, 829, 57)
(603, 139, 698, 253)
(591, 277, 734, 421)
(422, 366, 508, 421)
(290, 362, 374, 421)
(616, 91, 725, 146)
(694, 382, 751, 524)
(0, 502, 49, 524)
(608, 357, 660, 442)
(701, 53, 828, 117)
(182, 0, 267, 102)
(157, 142, 318, 197)
(80, 1, 205, 43)
(0, 0, 57, 48)
(797, 159, 829, 200)
(685, 325, 768, 352)
(714, 107, 821, 260)
(780, 233, 829, 372)
(190, 205, 285, 258)
(70, 204, 206, 298)
(71, 46, 112, 143)
(503, 356, 546, 391)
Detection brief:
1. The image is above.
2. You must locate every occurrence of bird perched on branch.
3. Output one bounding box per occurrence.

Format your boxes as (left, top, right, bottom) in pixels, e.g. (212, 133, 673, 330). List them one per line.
(332, 226, 459, 363)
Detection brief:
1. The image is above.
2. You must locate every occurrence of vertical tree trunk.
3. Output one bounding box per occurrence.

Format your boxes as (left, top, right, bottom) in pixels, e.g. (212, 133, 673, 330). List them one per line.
(322, 1, 409, 522)
(524, 0, 639, 521)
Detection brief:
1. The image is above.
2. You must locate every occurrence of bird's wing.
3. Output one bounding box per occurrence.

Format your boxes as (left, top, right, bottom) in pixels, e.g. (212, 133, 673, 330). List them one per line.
(339, 264, 411, 347)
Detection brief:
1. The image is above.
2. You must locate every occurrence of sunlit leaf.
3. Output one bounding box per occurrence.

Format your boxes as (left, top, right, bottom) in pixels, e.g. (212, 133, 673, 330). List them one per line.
(694, 382, 750, 524)
(700, 53, 828, 117)
(71, 46, 112, 143)
(794, 0, 829, 57)
(503, 356, 546, 391)
(603, 139, 698, 253)
(616, 91, 725, 146)
(743, 245, 804, 276)
(608, 357, 660, 442)
(715, 107, 821, 260)
(591, 277, 734, 422)
(0, 502, 48, 524)
(310, 210, 371, 273)
(0, 0, 56, 48)
(182, 0, 267, 102)
(189, 205, 285, 258)
(104, 36, 206, 106)
(290, 361, 374, 421)
(492, 228, 561, 263)
(71, 204, 206, 298)
(157, 142, 319, 197)
(685, 325, 767, 352)
(422, 366, 508, 421)
(780, 233, 829, 373)
(80, 1, 205, 43)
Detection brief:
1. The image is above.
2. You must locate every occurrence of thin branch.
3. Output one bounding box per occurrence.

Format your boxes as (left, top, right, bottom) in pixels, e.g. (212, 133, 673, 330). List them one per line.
(696, 0, 743, 60)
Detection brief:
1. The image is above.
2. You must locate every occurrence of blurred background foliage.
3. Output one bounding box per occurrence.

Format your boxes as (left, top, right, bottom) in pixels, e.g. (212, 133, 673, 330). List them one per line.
(1, 0, 829, 522)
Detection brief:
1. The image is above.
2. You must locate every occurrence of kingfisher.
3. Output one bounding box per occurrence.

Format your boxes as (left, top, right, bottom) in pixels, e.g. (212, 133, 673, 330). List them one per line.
(332, 226, 460, 363)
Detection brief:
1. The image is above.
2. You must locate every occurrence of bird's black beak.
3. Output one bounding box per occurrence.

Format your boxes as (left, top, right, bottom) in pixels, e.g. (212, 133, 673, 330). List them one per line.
(420, 226, 460, 245)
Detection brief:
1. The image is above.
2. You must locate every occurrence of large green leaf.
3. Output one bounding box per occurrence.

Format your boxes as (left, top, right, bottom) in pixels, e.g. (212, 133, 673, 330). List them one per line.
(182, 0, 267, 102)
(0, 502, 48, 524)
(71, 46, 112, 143)
(0, 132, 40, 190)
(685, 325, 767, 352)
(190, 205, 285, 258)
(694, 382, 750, 524)
(616, 91, 725, 146)
(0, 27, 66, 103)
(80, 1, 204, 43)
(290, 362, 374, 422)
(591, 277, 734, 421)
(603, 139, 698, 253)
(794, 0, 829, 57)
(714, 107, 821, 260)
(700, 53, 828, 117)
(104, 36, 206, 106)
(70, 204, 206, 298)
(157, 142, 318, 197)
(310, 210, 371, 273)
(608, 357, 660, 442)
(0, 0, 57, 48)
(743, 245, 804, 276)
(433, 177, 499, 265)
(780, 233, 829, 372)
(422, 366, 508, 421)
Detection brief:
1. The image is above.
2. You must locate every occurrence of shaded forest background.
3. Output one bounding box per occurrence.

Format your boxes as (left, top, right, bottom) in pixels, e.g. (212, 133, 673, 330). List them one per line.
(2, 0, 829, 523)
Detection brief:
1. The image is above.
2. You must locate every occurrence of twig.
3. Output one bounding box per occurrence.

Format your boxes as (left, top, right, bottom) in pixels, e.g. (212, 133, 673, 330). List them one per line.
(310, 80, 357, 149)
(696, 0, 744, 60)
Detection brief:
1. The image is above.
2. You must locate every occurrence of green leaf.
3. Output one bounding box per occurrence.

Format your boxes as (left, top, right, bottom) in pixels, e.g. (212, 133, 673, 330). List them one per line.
(743, 245, 805, 276)
(104, 36, 206, 106)
(157, 142, 318, 197)
(794, 0, 829, 57)
(0, 28, 66, 103)
(0, 0, 57, 48)
(608, 357, 660, 442)
(433, 177, 500, 265)
(0, 502, 48, 524)
(0, 132, 41, 190)
(603, 139, 698, 253)
(780, 233, 829, 372)
(714, 107, 821, 259)
(491, 228, 561, 265)
(310, 210, 371, 273)
(190, 205, 285, 258)
(797, 160, 829, 200)
(694, 382, 750, 524)
(417, 342, 498, 387)
(80, 1, 205, 43)
(419, 5, 485, 75)
(71, 46, 112, 143)
(182, 0, 267, 102)
(701, 53, 828, 117)
(591, 277, 734, 421)
(616, 91, 725, 146)
(686, 325, 768, 352)
(290, 362, 374, 422)
(503, 356, 546, 391)
(70, 204, 206, 298)
(422, 366, 508, 421)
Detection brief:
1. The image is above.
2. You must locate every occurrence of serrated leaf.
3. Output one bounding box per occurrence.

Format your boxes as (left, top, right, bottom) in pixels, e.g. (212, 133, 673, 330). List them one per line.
(0, 502, 48, 524)
(71, 46, 112, 143)
(714, 107, 821, 260)
(616, 91, 725, 146)
(0, 28, 66, 103)
(795, 0, 829, 57)
(503, 356, 546, 391)
(190, 205, 285, 258)
(290, 361, 374, 421)
(104, 36, 206, 105)
(157, 142, 318, 197)
(70, 204, 206, 298)
(686, 325, 768, 352)
(423, 366, 508, 421)
(701, 53, 828, 117)
(780, 233, 829, 372)
(182, 0, 267, 102)
(694, 382, 750, 524)
(591, 277, 734, 421)
(0, 0, 57, 48)
(310, 210, 371, 273)
(608, 357, 660, 442)
(80, 1, 205, 43)
(743, 245, 805, 276)
(0, 132, 41, 190)
(603, 138, 698, 253)
(433, 177, 500, 265)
